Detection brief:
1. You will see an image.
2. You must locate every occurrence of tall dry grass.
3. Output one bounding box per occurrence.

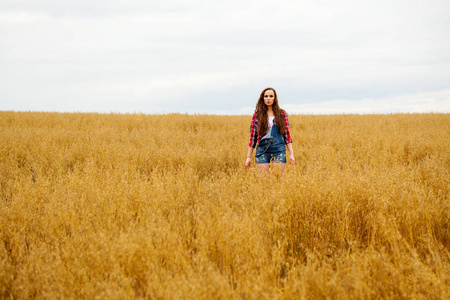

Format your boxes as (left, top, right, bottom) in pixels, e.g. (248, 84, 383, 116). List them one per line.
(0, 111, 449, 299)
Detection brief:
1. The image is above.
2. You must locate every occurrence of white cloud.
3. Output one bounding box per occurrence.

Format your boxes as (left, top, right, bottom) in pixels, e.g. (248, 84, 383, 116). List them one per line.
(0, 11, 50, 23)
(283, 89, 450, 114)
(0, 0, 449, 114)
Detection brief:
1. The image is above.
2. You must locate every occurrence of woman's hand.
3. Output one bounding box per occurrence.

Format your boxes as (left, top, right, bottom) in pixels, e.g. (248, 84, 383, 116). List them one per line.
(287, 143, 295, 164)
(289, 154, 295, 164)
(245, 157, 252, 167)
(245, 147, 254, 167)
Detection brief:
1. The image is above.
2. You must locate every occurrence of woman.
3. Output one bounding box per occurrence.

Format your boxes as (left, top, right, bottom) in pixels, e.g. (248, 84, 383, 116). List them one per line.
(245, 87, 295, 173)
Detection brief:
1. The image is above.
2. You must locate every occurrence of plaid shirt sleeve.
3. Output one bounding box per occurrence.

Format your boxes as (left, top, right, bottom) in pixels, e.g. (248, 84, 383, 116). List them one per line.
(248, 113, 258, 148)
(282, 111, 293, 144)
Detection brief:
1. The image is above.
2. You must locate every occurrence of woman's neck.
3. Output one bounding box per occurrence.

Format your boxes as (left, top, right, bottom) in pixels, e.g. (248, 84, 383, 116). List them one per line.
(267, 107, 274, 117)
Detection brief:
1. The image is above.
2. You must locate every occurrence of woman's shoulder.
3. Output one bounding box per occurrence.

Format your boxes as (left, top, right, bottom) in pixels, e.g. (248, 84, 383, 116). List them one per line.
(280, 109, 288, 116)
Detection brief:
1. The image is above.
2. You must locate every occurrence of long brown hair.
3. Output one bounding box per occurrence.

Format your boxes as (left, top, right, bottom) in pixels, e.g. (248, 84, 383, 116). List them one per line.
(255, 87, 286, 138)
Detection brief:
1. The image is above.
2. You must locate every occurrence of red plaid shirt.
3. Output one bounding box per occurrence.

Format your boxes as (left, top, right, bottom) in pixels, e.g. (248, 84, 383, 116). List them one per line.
(248, 110, 293, 148)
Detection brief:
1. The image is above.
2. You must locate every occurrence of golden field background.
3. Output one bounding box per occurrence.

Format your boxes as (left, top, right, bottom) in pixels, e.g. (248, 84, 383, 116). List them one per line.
(0, 111, 449, 299)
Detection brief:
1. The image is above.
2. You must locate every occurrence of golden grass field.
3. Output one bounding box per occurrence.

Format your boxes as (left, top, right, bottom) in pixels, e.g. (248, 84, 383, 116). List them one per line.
(1, 111, 449, 299)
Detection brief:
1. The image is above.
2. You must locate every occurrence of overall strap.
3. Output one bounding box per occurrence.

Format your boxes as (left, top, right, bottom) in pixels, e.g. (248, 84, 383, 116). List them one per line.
(258, 125, 275, 155)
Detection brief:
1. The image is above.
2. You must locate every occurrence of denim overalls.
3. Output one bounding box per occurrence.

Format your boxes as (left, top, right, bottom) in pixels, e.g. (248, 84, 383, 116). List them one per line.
(255, 123, 287, 164)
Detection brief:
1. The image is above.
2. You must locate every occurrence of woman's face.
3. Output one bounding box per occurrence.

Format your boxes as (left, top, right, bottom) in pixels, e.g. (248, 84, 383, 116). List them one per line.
(264, 89, 275, 107)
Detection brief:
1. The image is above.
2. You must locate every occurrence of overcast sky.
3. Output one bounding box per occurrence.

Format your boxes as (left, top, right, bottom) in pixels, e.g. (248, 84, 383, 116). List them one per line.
(1, 0, 450, 115)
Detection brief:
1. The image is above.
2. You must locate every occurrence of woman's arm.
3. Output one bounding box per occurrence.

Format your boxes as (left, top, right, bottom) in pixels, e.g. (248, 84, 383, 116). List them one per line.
(283, 111, 294, 164)
(287, 143, 295, 164)
(248, 113, 257, 148)
(245, 146, 254, 167)
(282, 111, 293, 144)
(246, 113, 257, 167)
